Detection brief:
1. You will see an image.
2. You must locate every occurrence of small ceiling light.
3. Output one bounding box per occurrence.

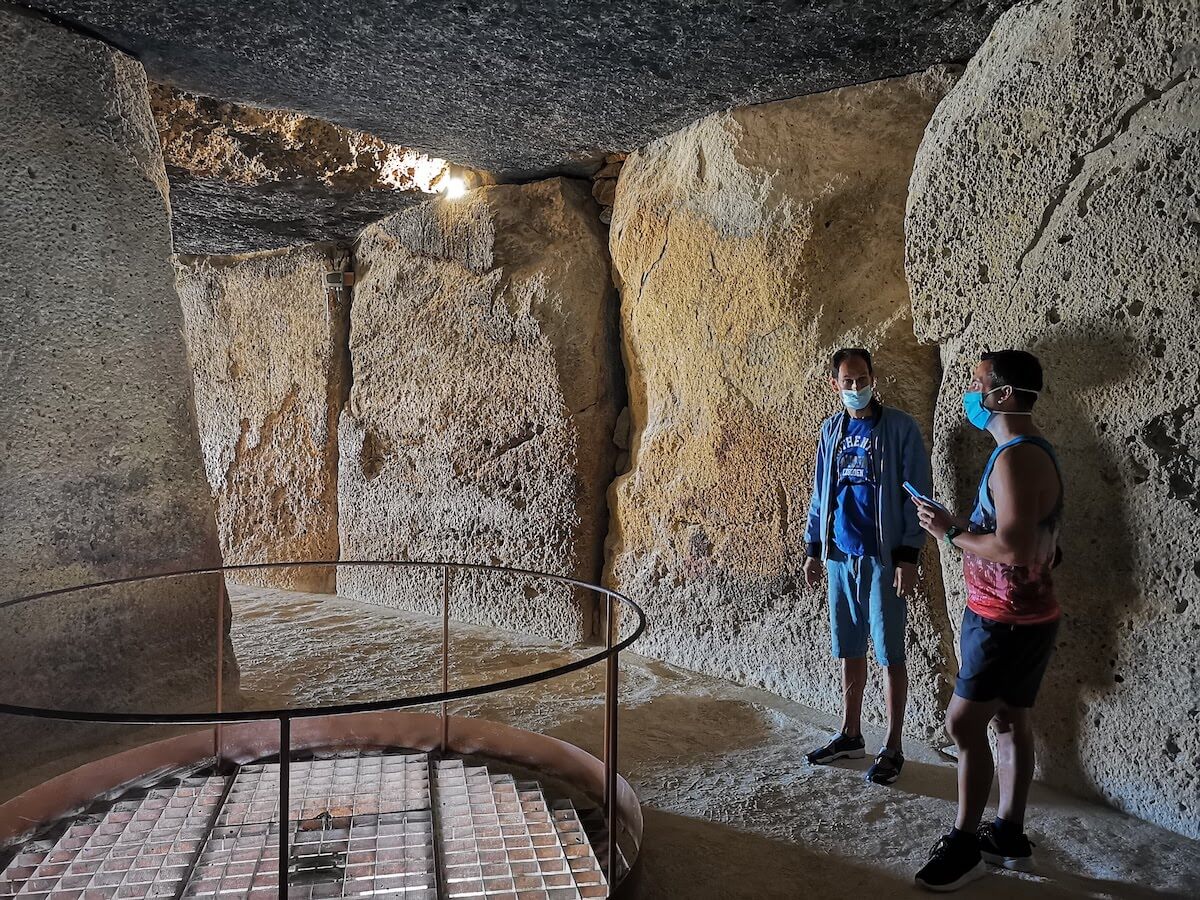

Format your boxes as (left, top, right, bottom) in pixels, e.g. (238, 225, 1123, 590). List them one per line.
(442, 177, 467, 199)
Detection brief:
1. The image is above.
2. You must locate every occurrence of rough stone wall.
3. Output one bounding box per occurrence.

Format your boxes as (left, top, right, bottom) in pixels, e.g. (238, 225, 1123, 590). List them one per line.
(606, 72, 958, 736)
(149, 84, 473, 255)
(339, 178, 621, 641)
(176, 247, 350, 593)
(906, 0, 1199, 837)
(0, 6, 228, 767)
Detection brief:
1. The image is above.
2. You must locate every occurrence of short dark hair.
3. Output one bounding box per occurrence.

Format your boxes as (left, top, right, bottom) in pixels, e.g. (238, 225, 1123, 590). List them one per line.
(982, 349, 1043, 409)
(831, 347, 873, 378)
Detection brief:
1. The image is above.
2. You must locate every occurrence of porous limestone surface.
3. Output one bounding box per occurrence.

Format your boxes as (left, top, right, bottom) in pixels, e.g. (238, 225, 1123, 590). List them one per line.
(605, 72, 960, 738)
(0, 8, 228, 766)
(339, 179, 621, 641)
(905, 0, 1200, 837)
(176, 247, 350, 593)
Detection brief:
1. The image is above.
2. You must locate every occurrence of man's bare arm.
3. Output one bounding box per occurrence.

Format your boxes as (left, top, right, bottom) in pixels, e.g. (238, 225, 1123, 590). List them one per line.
(946, 446, 1046, 566)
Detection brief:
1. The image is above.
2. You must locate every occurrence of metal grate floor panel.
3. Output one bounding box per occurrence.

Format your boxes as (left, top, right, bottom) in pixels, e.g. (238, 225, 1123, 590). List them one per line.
(2, 751, 610, 899)
(434, 759, 606, 899)
(187, 752, 436, 898)
(0, 774, 225, 899)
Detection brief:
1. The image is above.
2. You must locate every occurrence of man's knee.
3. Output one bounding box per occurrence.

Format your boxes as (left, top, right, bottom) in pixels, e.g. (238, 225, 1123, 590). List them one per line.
(992, 705, 1032, 739)
(842, 657, 868, 688)
(946, 709, 972, 745)
(947, 704, 988, 746)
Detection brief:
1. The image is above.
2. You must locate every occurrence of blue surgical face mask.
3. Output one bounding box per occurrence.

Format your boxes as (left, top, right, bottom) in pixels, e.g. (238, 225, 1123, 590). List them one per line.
(841, 385, 874, 411)
(962, 390, 994, 430)
(963, 386, 1039, 430)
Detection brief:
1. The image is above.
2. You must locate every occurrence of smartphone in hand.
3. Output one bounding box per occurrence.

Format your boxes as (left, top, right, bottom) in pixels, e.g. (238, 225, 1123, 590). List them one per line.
(903, 481, 948, 512)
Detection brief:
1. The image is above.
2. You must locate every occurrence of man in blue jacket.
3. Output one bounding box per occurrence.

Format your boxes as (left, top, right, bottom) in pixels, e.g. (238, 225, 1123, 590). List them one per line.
(803, 347, 932, 784)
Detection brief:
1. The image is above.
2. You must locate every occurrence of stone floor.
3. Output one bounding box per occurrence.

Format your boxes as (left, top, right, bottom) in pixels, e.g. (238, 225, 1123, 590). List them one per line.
(5, 584, 1198, 898)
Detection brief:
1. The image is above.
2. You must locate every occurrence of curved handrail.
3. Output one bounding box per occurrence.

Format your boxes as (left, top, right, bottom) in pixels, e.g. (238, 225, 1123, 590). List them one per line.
(1, 559, 644, 894)
(0, 560, 646, 726)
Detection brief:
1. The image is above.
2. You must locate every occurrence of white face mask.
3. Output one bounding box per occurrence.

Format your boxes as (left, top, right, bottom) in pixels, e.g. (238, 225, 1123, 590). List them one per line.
(841, 385, 874, 411)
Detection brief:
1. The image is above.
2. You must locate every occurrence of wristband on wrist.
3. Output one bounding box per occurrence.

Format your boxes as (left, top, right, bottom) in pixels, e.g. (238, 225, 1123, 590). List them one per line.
(944, 525, 963, 547)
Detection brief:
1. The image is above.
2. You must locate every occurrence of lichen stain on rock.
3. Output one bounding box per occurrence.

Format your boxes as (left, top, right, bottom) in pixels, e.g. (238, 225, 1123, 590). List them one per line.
(606, 72, 957, 739)
(1140, 404, 1200, 511)
(905, 0, 1200, 838)
(358, 429, 392, 482)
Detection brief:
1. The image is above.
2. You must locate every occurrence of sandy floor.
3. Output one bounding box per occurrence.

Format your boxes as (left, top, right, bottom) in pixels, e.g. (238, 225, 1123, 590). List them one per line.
(3, 585, 1196, 898)
(223, 587, 1199, 899)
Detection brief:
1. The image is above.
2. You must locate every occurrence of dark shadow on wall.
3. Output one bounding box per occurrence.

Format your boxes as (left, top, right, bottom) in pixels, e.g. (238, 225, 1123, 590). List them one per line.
(992, 324, 1140, 802)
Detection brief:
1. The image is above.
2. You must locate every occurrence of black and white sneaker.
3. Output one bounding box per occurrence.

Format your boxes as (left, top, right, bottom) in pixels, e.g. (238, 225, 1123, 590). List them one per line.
(865, 748, 904, 784)
(978, 822, 1035, 872)
(915, 832, 985, 892)
(805, 731, 866, 765)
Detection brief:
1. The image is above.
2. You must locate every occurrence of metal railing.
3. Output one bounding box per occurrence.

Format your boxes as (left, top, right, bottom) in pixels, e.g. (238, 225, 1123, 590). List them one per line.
(0, 561, 647, 897)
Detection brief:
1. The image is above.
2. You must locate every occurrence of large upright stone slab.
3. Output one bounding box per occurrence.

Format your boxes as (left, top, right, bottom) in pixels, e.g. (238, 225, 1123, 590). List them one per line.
(176, 247, 350, 592)
(906, 0, 1199, 837)
(339, 178, 621, 641)
(606, 73, 958, 736)
(0, 7, 227, 773)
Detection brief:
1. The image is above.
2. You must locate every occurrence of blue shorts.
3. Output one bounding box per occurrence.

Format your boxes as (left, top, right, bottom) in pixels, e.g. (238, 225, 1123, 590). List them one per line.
(826, 545, 907, 666)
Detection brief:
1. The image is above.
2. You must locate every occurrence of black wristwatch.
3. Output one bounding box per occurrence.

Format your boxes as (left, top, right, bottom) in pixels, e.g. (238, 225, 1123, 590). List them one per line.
(944, 525, 964, 547)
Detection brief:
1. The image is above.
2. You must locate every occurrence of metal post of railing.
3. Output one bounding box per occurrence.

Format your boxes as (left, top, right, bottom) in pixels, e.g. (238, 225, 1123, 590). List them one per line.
(603, 591, 619, 889)
(278, 716, 291, 899)
(601, 594, 610, 787)
(214, 580, 226, 767)
(440, 564, 450, 754)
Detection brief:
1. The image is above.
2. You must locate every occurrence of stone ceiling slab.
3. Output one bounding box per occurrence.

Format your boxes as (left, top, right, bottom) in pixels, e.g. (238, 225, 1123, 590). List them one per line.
(151, 84, 461, 254)
(26, 0, 1015, 177)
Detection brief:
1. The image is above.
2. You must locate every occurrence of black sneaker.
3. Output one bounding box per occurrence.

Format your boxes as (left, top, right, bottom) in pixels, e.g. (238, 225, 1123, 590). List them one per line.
(915, 833, 985, 892)
(978, 822, 1035, 872)
(805, 731, 866, 765)
(865, 748, 904, 784)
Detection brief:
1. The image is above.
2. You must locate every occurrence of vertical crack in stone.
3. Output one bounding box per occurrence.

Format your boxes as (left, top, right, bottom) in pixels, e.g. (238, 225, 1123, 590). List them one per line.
(326, 247, 354, 574)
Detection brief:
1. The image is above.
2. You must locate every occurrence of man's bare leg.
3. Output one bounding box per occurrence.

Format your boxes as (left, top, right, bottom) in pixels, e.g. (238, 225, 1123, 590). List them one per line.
(993, 705, 1035, 826)
(947, 694, 1002, 831)
(840, 656, 868, 736)
(915, 696, 997, 890)
(884, 662, 908, 751)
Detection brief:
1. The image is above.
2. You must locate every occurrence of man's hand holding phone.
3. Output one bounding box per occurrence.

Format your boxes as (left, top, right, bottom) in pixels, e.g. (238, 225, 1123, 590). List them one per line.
(903, 481, 946, 511)
(905, 482, 973, 539)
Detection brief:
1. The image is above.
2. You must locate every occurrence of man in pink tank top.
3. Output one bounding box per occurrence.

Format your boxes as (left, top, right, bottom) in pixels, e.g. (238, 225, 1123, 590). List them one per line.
(909, 350, 1064, 892)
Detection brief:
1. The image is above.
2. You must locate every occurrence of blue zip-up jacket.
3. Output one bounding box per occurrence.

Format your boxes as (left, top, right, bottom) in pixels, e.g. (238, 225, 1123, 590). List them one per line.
(804, 403, 932, 569)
